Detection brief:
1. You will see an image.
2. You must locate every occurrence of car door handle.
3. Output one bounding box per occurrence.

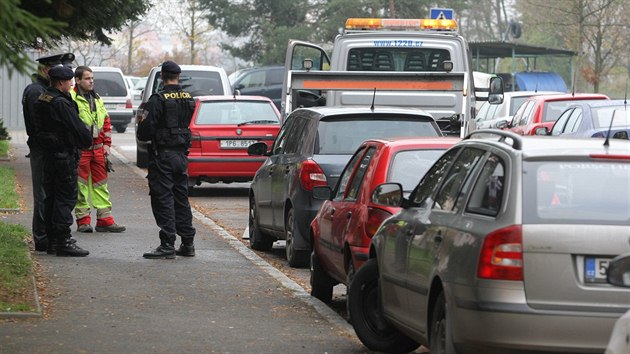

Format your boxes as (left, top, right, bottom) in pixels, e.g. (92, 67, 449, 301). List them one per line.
(346, 212, 352, 219)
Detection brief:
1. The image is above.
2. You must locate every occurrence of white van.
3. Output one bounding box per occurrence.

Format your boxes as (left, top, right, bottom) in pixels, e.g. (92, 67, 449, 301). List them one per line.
(91, 67, 133, 133)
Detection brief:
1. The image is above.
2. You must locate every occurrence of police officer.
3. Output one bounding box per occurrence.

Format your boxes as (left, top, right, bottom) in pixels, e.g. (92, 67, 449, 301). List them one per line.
(21, 53, 75, 251)
(33, 65, 93, 256)
(137, 60, 196, 259)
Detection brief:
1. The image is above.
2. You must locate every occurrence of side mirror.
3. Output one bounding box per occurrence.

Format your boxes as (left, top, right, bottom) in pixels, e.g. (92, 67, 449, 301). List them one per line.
(371, 183, 403, 207)
(233, 89, 241, 96)
(607, 253, 630, 287)
(312, 186, 332, 200)
(496, 120, 508, 130)
(534, 127, 549, 136)
(235, 83, 245, 90)
(247, 142, 269, 156)
(488, 77, 504, 105)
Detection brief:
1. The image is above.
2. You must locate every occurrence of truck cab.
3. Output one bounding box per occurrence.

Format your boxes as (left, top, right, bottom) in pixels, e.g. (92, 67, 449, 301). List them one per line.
(282, 18, 503, 137)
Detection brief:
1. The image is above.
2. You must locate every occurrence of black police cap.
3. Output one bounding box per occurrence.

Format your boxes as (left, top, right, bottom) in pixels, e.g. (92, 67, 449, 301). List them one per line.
(48, 66, 74, 80)
(161, 60, 181, 74)
(36, 53, 75, 67)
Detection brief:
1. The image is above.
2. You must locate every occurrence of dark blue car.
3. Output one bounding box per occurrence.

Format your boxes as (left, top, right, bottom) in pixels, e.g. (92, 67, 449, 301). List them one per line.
(545, 100, 630, 139)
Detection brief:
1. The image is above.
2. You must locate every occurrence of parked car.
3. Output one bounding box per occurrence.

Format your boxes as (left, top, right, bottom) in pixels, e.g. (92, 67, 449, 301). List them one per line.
(229, 66, 284, 111)
(91, 66, 133, 133)
(247, 106, 442, 267)
(606, 253, 630, 354)
(348, 130, 630, 353)
(130, 76, 147, 113)
(309, 137, 459, 303)
(475, 91, 561, 130)
(498, 93, 609, 135)
(135, 65, 232, 168)
(540, 99, 630, 139)
(187, 95, 281, 190)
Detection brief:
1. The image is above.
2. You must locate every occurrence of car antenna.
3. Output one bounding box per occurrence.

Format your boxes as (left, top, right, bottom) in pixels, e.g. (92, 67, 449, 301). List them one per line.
(370, 87, 376, 112)
(604, 77, 628, 147)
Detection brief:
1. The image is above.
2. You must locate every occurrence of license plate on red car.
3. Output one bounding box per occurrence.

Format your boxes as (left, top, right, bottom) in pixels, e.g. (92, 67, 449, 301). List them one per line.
(220, 140, 257, 149)
(584, 257, 611, 283)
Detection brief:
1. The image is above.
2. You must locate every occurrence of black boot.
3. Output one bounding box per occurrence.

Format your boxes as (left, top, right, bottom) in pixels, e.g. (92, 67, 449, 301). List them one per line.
(56, 238, 89, 257)
(176, 242, 195, 257)
(143, 244, 176, 259)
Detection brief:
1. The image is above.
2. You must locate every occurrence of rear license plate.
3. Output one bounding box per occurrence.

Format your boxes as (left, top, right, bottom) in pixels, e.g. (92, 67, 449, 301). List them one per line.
(220, 140, 257, 149)
(104, 103, 117, 110)
(584, 257, 611, 283)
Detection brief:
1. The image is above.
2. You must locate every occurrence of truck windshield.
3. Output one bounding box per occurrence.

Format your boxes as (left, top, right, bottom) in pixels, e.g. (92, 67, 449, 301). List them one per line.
(347, 48, 450, 72)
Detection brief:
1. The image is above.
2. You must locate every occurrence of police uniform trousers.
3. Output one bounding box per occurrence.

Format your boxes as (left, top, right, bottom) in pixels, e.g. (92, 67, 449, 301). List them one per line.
(28, 145, 48, 247)
(147, 150, 195, 245)
(43, 151, 79, 245)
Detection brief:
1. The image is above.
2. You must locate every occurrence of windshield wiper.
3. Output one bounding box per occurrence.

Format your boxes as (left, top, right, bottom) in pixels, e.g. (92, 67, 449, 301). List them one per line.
(237, 120, 279, 126)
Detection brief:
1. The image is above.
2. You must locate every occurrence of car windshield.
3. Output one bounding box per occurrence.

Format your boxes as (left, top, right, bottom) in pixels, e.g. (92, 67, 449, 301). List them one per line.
(592, 106, 630, 128)
(346, 48, 451, 71)
(316, 117, 439, 155)
(93, 72, 127, 97)
(523, 160, 630, 225)
(134, 77, 147, 90)
(388, 149, 446, 192)
(152, 70, 225, 96)
(543, 100, 599, 123)
(510, 96, 530, 116)
(194, 100, 279, 125)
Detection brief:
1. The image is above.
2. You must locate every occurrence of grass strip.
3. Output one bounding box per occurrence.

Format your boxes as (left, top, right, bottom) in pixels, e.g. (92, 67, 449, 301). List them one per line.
(0, 140, 8, 158)
(0, 222, 34, 312)
(0, 165, 19, 209)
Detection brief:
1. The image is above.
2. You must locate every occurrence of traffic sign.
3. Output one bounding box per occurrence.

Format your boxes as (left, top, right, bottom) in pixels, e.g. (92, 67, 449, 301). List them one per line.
(430, 8, 454, 20)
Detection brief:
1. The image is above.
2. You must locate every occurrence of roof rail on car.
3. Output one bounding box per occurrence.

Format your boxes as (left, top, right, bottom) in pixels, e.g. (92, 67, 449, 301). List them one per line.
(464, 129, 523, 150)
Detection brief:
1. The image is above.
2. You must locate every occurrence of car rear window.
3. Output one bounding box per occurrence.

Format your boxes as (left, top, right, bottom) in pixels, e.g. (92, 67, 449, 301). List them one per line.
(347, 48, 451, 71)
(523, 160, 630, 225)
(151, 70, 225, 96)
(194, 100, 279, 125)
(388, 149, 446, 192)
(316, 117, 439, 154)
(592, 106, 630, 128)
(93, 72, 128, 97)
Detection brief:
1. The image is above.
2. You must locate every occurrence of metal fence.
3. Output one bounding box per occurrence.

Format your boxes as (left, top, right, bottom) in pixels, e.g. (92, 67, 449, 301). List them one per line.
(0, 50, 40, 130)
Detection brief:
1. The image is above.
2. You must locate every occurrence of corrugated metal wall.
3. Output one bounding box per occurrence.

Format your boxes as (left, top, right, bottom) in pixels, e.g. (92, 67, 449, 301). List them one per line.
(0, 50, 40, 130)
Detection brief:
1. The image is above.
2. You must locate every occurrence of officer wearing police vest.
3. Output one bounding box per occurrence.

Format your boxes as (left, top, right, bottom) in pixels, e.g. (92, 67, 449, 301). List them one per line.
(33, 65, 93, 256)
(21, 53, 74, 252)
(137, 60, 196, 259)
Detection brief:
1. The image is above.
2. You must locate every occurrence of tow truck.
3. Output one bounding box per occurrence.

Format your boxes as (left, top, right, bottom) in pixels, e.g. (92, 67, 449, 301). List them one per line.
(282, 17, 504, 137)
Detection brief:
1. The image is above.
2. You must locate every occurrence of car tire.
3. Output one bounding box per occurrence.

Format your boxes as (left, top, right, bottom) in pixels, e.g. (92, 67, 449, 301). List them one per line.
(348, 258, 419, 353)
(285, 207, 309, 268)
(345, 257, 356, 321)
(310, 250, 336, 303)
(114, 125, 127, 133)
(249, 196, 273, 251)
(136, 148, 149, 168)
(430, 291, 457, 354)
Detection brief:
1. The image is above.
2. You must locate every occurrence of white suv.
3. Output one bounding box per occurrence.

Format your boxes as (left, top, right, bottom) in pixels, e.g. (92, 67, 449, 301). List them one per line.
(134, 65, 232, 167)
(91, 66, 133, 133)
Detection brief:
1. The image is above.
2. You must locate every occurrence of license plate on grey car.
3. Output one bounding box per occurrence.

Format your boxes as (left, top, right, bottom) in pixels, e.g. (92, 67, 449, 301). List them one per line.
(584, 257, 611, 283)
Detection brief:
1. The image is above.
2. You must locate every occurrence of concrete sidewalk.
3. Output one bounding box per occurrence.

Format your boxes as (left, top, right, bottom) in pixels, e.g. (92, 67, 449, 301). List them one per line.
(0, 130, 364, 354)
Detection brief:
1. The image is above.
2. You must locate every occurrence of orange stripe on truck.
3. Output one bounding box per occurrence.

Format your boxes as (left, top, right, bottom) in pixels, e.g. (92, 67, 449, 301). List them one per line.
(302, 80, 453, 90)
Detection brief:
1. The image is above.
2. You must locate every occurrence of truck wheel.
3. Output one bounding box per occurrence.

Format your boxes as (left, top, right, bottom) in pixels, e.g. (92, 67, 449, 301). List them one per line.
(249, 196, 273, 251)
(348, 258, 419, 353)
(136, 148, 148, 168)
(310, 250, 336, 303)
(285, 207, 309, 268)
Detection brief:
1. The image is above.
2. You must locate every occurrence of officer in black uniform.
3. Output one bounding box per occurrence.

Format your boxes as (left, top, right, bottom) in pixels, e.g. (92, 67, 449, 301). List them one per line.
(21, 53, 75, 251)
(33, 65, 93, 257)
(137, 60, 197, 259)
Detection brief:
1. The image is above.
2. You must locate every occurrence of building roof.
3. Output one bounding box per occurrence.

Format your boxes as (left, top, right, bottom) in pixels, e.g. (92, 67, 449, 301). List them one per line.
(469, 41, 576, 59)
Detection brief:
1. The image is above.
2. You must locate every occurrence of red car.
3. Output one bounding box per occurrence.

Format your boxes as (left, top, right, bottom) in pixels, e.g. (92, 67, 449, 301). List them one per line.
(503, 93, 609, 135)
(187, 95, 281, 190)
(309, 137, 459, 303)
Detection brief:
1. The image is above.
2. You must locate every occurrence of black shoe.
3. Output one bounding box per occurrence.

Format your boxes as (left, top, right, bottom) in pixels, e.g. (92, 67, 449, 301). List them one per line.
(143, 244, 176, 259)
(56, 239, 89, 257)
(176, 243, 195, 257)
(46, 242, 57, 255)
(35, 241, 49, 252)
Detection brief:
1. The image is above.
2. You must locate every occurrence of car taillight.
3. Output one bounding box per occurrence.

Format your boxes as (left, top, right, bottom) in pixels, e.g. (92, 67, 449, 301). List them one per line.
(590, 153, 630, 160)
(477, 225, 523, 281)
(300, 160, 327, 192)
(126, 99, 132, 109)
(190, 131, 201, 148)
(365, 207, 392, 238)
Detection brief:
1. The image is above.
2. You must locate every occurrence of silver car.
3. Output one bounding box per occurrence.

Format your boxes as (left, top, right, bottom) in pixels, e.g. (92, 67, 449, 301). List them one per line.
(348, 130, 630, 353)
